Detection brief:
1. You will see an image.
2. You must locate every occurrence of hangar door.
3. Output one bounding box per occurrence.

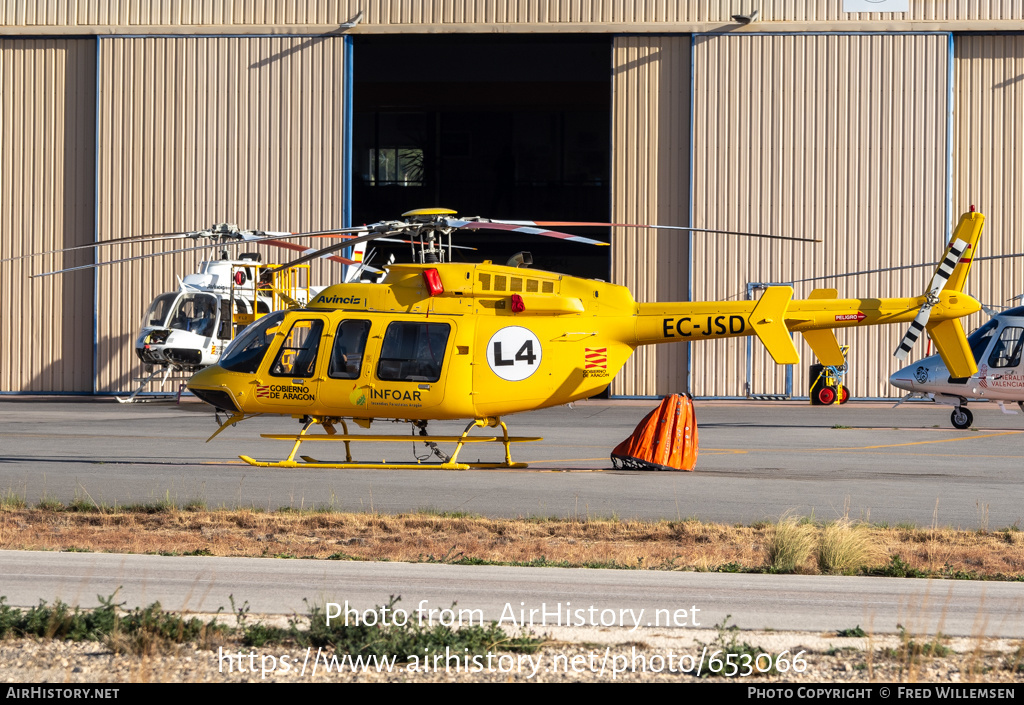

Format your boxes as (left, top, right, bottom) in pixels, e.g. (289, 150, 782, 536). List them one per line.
(690, 33, 950, 399)
(953, 35, 1024, 342)
(94, 36, 351, 393)
(0, 40, 95, 393)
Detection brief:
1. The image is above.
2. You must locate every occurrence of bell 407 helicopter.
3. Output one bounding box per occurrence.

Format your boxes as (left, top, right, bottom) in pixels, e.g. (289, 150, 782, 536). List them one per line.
(185, 207, 987, 470)
(889, 304, 1024, 429)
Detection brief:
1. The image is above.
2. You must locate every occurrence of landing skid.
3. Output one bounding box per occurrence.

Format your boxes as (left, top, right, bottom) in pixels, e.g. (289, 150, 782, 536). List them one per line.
(239, 417, 541, 470)
(116, 365, 192, 403)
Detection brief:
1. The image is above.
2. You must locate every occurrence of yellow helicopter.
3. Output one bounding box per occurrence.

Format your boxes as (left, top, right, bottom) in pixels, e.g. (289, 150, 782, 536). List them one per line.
(187, 207, 986, 470)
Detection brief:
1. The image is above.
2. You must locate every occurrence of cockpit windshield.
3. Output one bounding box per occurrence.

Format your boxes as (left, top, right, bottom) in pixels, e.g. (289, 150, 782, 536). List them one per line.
(967, 319, 998, 363)
(219, 311, 287, 374)
(140, 293, 178, 328)
(166, 293, 220, 337)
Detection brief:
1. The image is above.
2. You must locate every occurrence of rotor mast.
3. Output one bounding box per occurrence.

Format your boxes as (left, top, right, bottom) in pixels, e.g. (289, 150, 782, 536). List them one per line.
(401, 208, 457, 264)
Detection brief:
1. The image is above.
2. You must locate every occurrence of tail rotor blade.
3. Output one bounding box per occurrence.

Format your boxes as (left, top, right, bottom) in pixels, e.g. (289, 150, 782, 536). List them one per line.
(894, 305, 933, 361)
(924, 237, 969, 298)
(892, 237, 969, 361)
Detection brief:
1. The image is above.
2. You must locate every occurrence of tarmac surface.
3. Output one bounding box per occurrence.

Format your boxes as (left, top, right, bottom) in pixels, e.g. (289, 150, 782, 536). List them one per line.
(1, 395, 1022, 528)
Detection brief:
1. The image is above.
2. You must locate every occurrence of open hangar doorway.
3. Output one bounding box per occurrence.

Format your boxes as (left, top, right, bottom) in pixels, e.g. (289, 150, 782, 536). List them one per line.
(352, 35, 612, 281)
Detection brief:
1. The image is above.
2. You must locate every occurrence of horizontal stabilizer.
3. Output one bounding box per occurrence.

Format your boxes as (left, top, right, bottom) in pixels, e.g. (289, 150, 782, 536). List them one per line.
(802, 329, 845, 367)
(808, 288, 838, 300)
(926, 318, 977, 379)
(751, 287, 800, 364)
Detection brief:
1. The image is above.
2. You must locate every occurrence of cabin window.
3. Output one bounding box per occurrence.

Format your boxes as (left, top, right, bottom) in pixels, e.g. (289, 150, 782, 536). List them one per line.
(270, 320, 325, 378)
(140, 293, 178, 328)
(377, 322, 451, 383)
(167, 293, 219, 337)
(988, 326, 1023, 369)
(329, 320, 371, 379)
(219, 299, 251, 340)
(220, 311, 286, 374)
(968, 320, 998, 363)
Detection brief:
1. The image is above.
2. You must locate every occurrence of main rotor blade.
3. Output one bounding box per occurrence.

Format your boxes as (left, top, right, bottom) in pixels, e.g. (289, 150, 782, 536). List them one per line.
(0, 232, 185, 263)
(443, 219, 610, 246)
(792, 253, 1024, 285)
(305, 233, 476, 250)
(6, 226, 373, 266)
(488, 219, 820, 244)
(31, 231, 360, 278)
(265, 225, 408, 273)
(262, 239, 380, 273)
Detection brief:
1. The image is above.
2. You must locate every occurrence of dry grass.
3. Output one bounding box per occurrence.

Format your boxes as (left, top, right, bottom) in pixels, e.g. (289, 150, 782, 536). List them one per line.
(767, 515, 816, 573)
(1, 506, 1023, 578)
(818, 520, 881, 575)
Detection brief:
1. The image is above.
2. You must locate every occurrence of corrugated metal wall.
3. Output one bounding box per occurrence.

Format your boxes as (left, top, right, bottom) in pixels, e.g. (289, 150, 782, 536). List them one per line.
(0, 39, 94, 392)
(95, 36, 348, 392)
(2, 1, 1024, 28)
(690, 33, 950, 399)
(610, 35, 690, 397)
(953, 35, 1024, 339)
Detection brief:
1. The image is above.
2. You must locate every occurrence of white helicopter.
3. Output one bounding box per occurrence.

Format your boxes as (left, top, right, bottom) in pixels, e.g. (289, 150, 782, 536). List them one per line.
(18, 223, 376, 402)
(889, 305, 1024, 428)
(23, 219, 451, 401)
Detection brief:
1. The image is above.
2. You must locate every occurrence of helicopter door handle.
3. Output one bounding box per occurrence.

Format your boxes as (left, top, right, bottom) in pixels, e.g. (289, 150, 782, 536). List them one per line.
(551, 332, 597, 342)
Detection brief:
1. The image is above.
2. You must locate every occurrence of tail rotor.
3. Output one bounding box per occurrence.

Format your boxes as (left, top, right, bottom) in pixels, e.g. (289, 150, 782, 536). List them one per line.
(893, 237, 970, 362)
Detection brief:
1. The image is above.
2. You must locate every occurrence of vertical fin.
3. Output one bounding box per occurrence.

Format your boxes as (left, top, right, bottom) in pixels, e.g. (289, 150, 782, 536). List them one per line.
(802, 329, 845, 366)
(943, 210, 984, 293)
(926, 318, 977, 378)
(750, 287, 800, 364)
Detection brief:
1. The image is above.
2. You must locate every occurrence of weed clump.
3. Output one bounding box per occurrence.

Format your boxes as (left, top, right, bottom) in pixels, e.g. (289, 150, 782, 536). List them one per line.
(836, 625, 867, 638)
(0, 593, 227, 653)
(865, 555, 928, 579)
(767, 516, 815, 573)
(297, 597, 542, 658)
(691, 615, 794, 677)
(818, 520, 877, 575)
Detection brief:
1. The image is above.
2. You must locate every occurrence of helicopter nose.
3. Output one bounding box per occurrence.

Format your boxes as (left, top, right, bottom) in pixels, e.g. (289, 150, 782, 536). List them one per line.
(186, 365, 217, 392)
(888, 365, 916, 392)
(185, 365, 240, 411)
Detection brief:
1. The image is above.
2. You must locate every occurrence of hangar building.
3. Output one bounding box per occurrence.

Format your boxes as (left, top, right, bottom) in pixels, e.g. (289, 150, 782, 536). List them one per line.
(1, 1, 1022, 399)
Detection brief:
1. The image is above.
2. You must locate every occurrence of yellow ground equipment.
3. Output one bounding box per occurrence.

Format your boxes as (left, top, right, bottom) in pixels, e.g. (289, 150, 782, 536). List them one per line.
(809, 344, 850, 405)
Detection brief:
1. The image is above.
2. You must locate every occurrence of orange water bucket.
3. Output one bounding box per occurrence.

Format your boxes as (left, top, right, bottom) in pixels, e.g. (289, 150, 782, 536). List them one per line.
(610, 394, 698, 471)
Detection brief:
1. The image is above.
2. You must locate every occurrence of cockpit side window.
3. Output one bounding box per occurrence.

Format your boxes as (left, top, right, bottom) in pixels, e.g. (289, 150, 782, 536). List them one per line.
(377, 322, 451, 383)
(270, 320, 324, 378)
(988, 326, 1024, 369)
(968, 320, 998, 364)
(141, 293, 178, 328)
(220, 311, 286, 373)
(167, 293, 219, 337)
(329, 320, 371, 380)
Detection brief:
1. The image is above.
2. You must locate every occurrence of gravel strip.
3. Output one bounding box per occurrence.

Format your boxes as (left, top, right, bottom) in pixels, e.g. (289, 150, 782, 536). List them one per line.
(2, 627, 1021, 683)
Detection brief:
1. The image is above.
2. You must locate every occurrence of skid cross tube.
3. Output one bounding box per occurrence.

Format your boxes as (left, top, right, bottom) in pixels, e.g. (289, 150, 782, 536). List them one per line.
(239, 416, 541, 469)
